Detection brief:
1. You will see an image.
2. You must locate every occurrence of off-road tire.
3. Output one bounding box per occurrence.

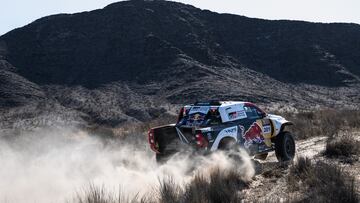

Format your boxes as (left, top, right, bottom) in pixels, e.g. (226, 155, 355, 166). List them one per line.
(275, 131, 295, 162)
(218, 138, 237, 151)
(218, 138, 245, 163)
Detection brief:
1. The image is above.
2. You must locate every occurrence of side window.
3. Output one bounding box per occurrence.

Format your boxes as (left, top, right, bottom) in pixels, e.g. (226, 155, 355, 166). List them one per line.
(205, 110, 222, 126)
(244, 106, 262, 120)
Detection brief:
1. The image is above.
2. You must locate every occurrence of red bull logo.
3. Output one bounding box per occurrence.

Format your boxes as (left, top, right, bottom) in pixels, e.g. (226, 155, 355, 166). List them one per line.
(243, 122, 264, 147)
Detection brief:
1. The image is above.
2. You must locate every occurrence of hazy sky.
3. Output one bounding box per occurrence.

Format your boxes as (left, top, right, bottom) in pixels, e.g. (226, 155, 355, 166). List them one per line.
(1, 0, 359, 35)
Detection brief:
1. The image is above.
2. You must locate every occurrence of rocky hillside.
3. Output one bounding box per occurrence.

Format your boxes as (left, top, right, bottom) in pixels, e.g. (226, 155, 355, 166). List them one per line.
(0, 0, 359, 129)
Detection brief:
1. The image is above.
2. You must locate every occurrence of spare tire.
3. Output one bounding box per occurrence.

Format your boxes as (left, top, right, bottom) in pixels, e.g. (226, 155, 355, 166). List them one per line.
(275, 131, 295, 162)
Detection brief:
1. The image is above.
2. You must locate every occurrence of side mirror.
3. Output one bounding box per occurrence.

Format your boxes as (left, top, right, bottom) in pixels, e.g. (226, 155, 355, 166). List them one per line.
(258, 112, 266, 118)
(262, 113, 267, 118)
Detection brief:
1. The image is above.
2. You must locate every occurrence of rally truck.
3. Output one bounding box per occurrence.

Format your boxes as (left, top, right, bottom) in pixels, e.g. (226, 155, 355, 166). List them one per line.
(148, 101, 295, 162)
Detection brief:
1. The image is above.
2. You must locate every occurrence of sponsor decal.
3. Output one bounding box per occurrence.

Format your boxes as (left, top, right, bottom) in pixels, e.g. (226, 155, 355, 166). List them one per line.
(224, 126, 237, 134)
(185, 113, 206, 126)
(228, 110, 247, 120)
(243, 122, 264, 148)
(263, 125, 271, 134)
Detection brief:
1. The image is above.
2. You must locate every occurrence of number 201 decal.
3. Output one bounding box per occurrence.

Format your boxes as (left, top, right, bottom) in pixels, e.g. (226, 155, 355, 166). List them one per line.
(263, 125, 271, 134)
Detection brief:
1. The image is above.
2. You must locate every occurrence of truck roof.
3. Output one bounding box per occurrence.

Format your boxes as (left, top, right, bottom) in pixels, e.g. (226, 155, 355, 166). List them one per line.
(184, 101, 259, 123)
(190, 101, 248, 107)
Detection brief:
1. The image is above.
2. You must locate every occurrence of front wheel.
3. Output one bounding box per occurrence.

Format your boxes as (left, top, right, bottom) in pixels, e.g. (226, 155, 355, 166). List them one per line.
(275, 131, 295, 162)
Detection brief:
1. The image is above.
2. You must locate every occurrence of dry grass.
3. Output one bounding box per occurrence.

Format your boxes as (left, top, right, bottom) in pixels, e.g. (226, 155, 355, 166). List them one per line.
(73, 167, 249, 203)
(287, 157, 358, 203)
(283, 109, 360, 140)
(185, 168, 248, 203)
(73, 184, 144, 203)
(158, 177, 182, 203)
(158, 168, 248, 203)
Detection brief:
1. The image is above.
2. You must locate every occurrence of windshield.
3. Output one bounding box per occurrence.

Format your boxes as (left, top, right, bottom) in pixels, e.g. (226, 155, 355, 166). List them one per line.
(244, 106, 264, 120)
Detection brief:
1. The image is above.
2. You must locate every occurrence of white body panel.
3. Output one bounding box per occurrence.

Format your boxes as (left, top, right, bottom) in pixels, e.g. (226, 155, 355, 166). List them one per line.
(217, 101, 247, 123)
(210, 126, 238, 151)
(267, 114, 292, 135)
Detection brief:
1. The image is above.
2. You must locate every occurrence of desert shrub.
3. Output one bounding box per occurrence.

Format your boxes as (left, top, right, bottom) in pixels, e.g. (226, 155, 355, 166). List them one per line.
(343, 110, 360, 127)
(182, 174, 209, 203)
(289, 156, 312, 178)
(324, 134, 360, 162)
(157, 167, 248, 203)
(283, 111, 329, 139)
(287, 157, 312, 192)
(287, 157, 358, 203)
(158, 177, 182, 203)
(185, 168, 247, 203)
(317, 109, 343, 137)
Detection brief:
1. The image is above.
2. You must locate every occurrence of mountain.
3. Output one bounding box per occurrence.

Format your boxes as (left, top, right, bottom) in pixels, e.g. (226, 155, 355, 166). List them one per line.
(0, 0, 359, 129)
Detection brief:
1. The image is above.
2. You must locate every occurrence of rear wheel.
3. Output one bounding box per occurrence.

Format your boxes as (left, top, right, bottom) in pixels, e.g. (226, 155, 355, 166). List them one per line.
(218, 138, 237, 151)
(218, 138, 245, 163)
(275, 131, 295, 162)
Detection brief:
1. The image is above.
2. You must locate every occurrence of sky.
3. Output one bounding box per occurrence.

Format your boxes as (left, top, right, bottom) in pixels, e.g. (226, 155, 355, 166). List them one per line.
(1, 0, 360, 35)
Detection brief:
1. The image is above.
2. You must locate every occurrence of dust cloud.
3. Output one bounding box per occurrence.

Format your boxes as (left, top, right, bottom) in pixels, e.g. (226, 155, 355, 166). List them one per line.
(0, 127, 254, 203)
